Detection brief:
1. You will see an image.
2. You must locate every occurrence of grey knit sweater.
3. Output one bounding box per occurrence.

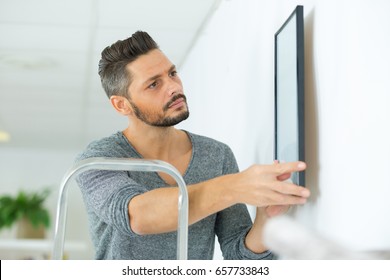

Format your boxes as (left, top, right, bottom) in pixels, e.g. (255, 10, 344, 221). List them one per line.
(76, 131, 273, 260)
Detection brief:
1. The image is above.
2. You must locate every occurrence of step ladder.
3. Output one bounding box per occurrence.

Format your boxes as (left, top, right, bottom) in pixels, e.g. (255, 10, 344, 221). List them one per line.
(52, 157, 188, 260)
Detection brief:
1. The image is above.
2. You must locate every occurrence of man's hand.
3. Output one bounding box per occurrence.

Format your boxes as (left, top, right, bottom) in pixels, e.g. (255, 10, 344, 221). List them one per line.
(244, 160, 309, 253)
(232, 161, 309, 207)
(264, 160, 303, 217)
(265, 205, 290, 217)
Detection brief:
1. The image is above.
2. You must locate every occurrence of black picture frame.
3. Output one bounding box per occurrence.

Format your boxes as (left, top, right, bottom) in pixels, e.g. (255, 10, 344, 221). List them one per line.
(274, 5, 305, 186)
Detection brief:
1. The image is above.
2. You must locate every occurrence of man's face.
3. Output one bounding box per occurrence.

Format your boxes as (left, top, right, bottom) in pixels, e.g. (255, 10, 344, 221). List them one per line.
(126, 49, 189, 127)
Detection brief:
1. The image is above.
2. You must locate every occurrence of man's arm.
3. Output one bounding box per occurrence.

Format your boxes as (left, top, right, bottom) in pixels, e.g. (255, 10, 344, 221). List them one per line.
(129, 161, 309, 236)
(244, 162, 305, 254)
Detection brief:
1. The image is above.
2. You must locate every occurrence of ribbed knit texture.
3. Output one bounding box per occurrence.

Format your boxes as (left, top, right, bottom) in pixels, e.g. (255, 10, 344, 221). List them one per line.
(76, 131, 273, 260)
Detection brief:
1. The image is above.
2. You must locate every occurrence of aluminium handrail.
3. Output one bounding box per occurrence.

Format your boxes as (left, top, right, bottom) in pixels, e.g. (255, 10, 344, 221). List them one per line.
(52, 157, 189, 260)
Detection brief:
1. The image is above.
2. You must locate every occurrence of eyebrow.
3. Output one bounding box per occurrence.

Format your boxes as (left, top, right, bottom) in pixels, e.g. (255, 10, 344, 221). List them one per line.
(143, 64, 176, 86)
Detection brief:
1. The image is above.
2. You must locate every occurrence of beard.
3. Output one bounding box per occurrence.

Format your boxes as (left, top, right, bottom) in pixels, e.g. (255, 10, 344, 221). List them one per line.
(129, 94, 190, 127)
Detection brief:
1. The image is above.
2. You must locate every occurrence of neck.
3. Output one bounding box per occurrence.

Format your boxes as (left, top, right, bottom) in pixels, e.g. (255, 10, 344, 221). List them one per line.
(123, 120, 186, 161)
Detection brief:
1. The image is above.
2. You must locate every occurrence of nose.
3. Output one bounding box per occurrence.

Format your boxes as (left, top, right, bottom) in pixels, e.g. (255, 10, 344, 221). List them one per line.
(165, 77, 183, 97)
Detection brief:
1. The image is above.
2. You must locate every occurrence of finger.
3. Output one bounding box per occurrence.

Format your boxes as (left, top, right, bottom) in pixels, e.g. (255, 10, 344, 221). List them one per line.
(267, 192, 308, 206)
(272, 181, 310, 198)
(272, 161, 306, 175)
(277, 172, 291, 181)
(274, 160, 292, 181)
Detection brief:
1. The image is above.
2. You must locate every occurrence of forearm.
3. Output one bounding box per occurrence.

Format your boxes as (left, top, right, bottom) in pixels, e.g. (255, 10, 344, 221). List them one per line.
(128, 162, 309, 236)
(244, 207, 269, 254)
(128, 174, 236, 235)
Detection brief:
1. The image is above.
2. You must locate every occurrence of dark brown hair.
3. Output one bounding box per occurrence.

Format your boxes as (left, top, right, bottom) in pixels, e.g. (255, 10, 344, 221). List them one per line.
(98, 31, 159, 98)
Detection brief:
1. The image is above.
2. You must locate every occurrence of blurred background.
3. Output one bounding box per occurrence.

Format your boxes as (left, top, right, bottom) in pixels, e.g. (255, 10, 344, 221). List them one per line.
(1, 0, 389, 259)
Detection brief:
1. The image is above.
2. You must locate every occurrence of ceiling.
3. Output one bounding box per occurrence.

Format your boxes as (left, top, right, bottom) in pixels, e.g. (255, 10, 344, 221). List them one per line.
(0, 0, 220, 150)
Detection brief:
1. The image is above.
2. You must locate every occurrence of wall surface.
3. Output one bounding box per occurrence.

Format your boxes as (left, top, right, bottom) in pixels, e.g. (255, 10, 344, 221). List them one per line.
(0, 148, 93, 259)
(1, 0, 389, 260)
(179, 0, 390, 255)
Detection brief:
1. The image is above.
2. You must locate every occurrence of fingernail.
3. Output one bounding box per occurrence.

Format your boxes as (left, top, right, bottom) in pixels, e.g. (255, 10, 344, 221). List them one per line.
(298, 162, 306, 169)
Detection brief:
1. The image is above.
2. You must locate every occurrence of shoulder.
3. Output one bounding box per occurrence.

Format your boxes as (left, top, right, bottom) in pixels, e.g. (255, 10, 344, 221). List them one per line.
(186, 131, 237, 165)
(187, 131, 231, 152)
(75, 131, 132, 162)
(185, 131, 239, 175)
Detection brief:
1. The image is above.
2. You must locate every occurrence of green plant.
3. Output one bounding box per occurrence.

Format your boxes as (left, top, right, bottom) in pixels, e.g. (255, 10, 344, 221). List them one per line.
(0, 188, 51, 230)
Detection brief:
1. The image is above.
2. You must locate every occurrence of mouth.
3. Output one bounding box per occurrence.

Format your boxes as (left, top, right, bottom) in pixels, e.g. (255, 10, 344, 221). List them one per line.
(164, 94, 187, 111)
(169, 98, 185, 108)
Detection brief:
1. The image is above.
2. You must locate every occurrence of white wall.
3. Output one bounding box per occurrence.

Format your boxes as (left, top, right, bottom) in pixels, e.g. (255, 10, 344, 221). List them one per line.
(2, 0, 389, 260)
(0, 147, 93, 259)
(179, 0, 390, 253)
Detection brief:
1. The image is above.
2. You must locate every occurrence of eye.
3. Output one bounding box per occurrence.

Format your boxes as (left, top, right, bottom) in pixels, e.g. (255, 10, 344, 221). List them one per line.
(169, 70, 178, 77)
(148, 81, 158, 89)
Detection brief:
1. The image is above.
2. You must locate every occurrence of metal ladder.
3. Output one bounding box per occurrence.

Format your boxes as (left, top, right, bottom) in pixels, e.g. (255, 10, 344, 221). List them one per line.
(52, 157, 189, 260)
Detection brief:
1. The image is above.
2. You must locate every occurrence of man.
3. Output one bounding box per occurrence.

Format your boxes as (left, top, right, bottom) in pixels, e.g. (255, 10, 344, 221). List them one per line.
(76, 31, 310, 260)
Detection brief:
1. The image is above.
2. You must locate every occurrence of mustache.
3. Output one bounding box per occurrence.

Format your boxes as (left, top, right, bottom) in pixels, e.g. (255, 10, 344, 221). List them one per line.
(163, 94, 187, 111)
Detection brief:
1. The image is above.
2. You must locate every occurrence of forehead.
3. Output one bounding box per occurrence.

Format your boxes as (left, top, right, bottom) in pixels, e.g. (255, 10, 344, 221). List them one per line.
(126, 49, 173, 81)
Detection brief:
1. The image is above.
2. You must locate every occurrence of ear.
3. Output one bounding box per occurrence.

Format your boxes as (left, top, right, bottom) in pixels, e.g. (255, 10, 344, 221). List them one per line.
(110, 95, 133, 116)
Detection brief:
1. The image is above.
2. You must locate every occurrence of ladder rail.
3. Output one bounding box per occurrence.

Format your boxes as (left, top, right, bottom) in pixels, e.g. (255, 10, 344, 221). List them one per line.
(52, 157, 188, 260)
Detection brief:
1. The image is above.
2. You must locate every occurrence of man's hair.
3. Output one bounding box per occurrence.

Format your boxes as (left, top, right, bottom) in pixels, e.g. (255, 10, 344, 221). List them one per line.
(98, 31, 159, 98)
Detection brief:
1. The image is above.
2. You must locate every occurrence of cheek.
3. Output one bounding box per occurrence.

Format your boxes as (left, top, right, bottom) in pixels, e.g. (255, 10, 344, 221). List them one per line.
(128, 85, 170, 111)
(136, 97, 165, 113)
(176, 78, 183, 89)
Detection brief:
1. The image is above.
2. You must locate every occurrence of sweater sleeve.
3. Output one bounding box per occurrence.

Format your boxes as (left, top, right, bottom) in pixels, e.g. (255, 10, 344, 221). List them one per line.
(215, 145, 275, 260)
(76, 168, 149, 237)
(74, 136, 150, 237)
